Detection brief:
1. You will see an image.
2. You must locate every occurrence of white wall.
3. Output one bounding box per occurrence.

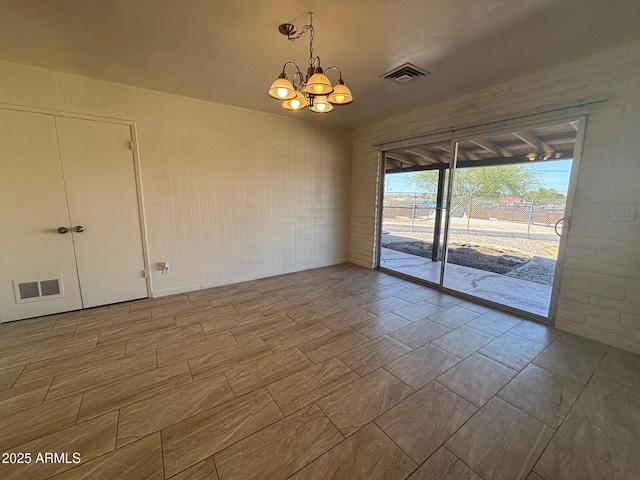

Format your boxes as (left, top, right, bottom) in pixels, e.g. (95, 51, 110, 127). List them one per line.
(351, 41, 640, 353)
(0, 60, 352, 297)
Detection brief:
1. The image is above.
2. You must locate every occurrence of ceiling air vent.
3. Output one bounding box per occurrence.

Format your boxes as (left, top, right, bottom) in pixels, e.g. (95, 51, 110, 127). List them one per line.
(381, 63, 430, 84)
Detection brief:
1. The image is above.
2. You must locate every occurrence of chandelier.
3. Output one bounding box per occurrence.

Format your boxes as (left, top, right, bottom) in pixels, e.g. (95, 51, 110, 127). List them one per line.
(268, 13, 354, 113)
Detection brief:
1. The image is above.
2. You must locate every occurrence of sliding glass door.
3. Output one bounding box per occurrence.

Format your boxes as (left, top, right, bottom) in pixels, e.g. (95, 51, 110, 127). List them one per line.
(379, 144, 452, 285)
(378, 119, 581, 321)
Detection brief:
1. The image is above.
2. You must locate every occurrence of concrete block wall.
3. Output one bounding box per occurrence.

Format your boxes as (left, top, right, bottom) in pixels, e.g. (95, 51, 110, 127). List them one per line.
(0, 60, 353, 298)
(351, 40, 640, 353)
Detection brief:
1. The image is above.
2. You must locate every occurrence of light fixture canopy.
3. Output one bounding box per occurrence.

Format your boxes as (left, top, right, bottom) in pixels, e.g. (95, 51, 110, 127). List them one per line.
(268, 13, 354, 114)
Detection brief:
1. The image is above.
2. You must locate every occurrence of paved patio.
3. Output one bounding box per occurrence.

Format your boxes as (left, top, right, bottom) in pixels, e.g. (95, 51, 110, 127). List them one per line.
(379, 247, 552, 317)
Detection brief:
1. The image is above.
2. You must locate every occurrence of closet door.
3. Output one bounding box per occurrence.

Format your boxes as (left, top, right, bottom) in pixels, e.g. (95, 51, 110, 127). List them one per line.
(56, 118, 148, 308)
(0, 109, 83, 322)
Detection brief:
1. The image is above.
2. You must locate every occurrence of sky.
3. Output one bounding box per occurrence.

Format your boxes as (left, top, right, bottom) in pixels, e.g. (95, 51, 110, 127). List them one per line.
(384, 159, 573, 195)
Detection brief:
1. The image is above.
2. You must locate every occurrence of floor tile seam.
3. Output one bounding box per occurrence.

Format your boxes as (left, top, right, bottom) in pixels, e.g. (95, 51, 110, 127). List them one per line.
(96, 323, 180, 348)
(313, 400, 347, 442)
(532, 339, 608, 386)
(442, 445, 485, 480)
(561, 408, 640, 451)
(567, 394, 640, 448)
(159, 428, 168, 479)
(468, 387, 560, 440)
(114, 408, 121, 451)
(591, 371, 640, 396)
(54, 429, 147, 479)
(16, 344, 128, 386)
(204, 402, 289, 468)
(221, 370, 237, 401)
(495, 378, 585, 431)
(383, 379, 481, 465)
(44, 361, 160, 404)
(122, 383, 250, 448)
(0, 340, 102, 370)
(74, 362, 194, 423)
(75, 316, 159, 338)
(432, 378, 490, 410)
(504, 325, 559, 346)
(555, 335, 611, 357)
(0, 327, 82, 351)
(5, 364, 26, 391)
(0, 411, 80, 452)
(224, 352, 316, 398)
(371, 416, 424, 468)
(272, 373, 365, 417)
(472, 350, 520, 375)
(353, 342, 419, 373)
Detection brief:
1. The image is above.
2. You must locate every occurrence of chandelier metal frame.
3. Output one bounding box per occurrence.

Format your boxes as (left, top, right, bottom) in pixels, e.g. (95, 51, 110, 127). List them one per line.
(268, 13, 354, 113)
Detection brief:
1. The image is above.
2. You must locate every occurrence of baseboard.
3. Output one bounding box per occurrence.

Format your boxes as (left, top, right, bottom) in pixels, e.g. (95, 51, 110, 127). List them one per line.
(151, 257, 349, 298)
(555, 319, 640, 355)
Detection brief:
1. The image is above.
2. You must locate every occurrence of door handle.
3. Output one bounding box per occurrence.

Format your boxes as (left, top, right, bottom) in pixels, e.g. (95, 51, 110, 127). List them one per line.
(554, 217, 568, 238)
(73, 226, 85, 233)
(57, 227, 69, 234)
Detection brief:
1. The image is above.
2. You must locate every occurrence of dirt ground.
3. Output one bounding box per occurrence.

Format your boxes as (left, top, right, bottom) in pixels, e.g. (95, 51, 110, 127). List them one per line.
(385, 240, 532, 275)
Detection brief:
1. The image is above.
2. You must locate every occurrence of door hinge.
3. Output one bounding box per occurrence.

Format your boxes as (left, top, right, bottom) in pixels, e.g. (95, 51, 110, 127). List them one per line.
(142, 270, 147, 279)
(128, 140, 134, 150)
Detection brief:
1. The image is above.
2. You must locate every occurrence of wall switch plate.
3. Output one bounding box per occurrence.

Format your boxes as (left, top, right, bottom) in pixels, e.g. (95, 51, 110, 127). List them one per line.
(608, 203, 637, 222)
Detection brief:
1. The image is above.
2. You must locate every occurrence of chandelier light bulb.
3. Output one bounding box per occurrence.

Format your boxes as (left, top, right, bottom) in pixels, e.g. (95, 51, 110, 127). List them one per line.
(270, 13, 353, 113)
(328, 80, 354, 105)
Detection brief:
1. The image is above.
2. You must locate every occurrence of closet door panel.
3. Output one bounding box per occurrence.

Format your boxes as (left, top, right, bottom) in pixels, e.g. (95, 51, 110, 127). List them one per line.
(56, 117, 147, 308)
(0, 109, 83, 322)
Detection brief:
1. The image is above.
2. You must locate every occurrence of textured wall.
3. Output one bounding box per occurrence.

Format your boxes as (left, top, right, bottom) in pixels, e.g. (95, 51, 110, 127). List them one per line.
(0, 61, 352, 297)
(351, 41, 640, 353)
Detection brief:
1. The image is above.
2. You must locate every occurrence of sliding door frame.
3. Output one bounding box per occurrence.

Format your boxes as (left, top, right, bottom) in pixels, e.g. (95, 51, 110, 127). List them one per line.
(376, 111, 590, 325)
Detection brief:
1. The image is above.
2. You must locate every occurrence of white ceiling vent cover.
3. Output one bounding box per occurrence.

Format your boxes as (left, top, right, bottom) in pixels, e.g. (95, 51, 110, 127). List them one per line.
(382, 63, 430, 84)
(14, 276, 65, 303)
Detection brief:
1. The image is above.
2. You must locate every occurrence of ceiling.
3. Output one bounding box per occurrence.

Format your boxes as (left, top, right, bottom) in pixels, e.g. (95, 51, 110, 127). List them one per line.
(385, 121, 577, 173)
(1, 0, 639, 128)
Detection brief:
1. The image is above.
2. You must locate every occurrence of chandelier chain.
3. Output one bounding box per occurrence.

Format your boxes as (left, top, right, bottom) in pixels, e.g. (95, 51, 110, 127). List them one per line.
(269, 12, 353, 112)
(286, 13, 315, 66)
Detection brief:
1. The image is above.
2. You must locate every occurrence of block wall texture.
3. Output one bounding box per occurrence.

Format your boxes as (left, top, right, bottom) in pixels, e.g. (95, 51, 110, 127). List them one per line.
(0, 61, 352, 297)
(351, 41, 640, 353)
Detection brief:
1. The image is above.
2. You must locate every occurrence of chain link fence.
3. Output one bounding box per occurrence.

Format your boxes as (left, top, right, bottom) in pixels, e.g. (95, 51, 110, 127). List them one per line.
(382, 192, 566, 241)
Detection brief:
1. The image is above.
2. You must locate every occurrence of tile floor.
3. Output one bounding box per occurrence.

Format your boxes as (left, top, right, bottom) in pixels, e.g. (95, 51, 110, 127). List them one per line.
(0, 263, 639, 479)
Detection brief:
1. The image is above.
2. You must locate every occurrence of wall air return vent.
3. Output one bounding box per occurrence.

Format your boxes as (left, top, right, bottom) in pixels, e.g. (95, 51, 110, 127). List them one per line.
(14, 276, 65, 303)
(381, 63, 430, 84)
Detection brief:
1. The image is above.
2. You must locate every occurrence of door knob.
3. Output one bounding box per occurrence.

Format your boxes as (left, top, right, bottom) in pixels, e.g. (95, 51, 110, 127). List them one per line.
(57, 227, 69, 234)
(73, 226, 85, 233)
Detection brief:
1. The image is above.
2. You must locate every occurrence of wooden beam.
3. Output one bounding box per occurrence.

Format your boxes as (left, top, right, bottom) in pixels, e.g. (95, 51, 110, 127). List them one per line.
(433, 144, 482, 161)
(470, 138, 514, 157)
(385, 158, 403, 169)
(386, 151, 422, 166)
(404, 147, 448, 164)
(384, 150, 574, 174)
(513, 131, 554, 154)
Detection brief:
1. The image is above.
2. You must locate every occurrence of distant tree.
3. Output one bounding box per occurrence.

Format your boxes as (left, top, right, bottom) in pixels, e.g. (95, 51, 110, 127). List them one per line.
(407, 165, 538, 196)
(522, 187, 566, 205)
